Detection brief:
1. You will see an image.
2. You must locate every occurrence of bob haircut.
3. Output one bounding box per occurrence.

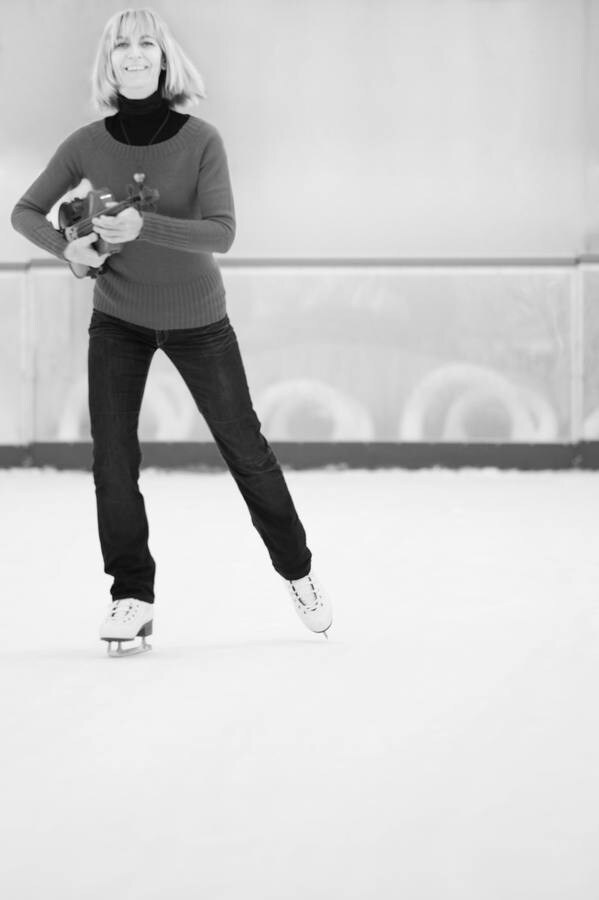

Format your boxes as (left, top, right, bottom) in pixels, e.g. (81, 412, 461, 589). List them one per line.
(90, 7, 206, 114)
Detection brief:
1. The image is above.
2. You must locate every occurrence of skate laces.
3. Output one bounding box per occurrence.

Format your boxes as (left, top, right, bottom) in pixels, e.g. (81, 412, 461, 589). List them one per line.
(289, 576, 321, 612)
(109, 599, 137, 622)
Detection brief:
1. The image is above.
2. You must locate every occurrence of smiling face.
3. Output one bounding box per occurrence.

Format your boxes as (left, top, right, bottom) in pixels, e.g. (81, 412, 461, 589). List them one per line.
(111, 30, 164, 99)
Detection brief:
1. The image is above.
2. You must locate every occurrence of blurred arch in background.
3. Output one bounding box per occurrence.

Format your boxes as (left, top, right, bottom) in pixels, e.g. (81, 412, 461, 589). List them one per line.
(399, 363, 558, 442)
(255, 379, 374, 441)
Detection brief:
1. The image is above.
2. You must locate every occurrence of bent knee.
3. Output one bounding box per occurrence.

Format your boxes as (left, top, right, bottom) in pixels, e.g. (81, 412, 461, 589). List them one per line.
(212, 421, 279, 474)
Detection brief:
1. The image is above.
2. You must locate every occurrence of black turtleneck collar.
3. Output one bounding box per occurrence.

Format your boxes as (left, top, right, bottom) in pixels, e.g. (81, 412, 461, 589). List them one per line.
(106, 71, 189, 146)
(116, 81, 169, 117)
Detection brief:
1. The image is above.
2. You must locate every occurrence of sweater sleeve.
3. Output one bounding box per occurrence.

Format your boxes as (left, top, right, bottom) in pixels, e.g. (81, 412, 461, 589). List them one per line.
(10, 129, 86, 261)
(137, 127, 236, 254)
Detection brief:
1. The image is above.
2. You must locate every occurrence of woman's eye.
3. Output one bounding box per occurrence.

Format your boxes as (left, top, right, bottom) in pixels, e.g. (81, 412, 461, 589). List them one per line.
(114, 40, 155, 47)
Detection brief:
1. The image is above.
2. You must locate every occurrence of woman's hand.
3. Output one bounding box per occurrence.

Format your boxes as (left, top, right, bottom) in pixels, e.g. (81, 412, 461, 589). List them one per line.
(63, 233, 109, 268)
(92, 205, 143, 244)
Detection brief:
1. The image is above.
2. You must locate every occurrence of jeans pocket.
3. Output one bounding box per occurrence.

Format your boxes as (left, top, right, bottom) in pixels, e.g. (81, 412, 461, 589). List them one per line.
(193, 315, 236, 355)
(89, 308, 114, 334)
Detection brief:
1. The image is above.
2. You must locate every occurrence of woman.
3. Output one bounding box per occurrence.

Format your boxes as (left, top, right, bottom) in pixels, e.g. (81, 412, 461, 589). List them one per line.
(11, 7, 332, 655)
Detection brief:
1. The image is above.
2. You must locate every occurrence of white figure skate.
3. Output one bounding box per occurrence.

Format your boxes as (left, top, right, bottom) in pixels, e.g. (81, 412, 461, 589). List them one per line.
(287, 572, 332, 638)
(99, 598, 154, 657)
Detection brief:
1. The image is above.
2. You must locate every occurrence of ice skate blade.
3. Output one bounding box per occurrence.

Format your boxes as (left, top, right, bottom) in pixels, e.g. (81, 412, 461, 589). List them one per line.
(105, 637, 152, 658)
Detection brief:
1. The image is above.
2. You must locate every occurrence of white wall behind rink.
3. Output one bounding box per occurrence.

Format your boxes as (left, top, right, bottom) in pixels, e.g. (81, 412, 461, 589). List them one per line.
(1, 262, 593, 447)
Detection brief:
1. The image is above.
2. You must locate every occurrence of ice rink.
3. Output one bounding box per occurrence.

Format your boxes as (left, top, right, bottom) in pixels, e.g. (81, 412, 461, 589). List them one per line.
(1, 466, 598, 899)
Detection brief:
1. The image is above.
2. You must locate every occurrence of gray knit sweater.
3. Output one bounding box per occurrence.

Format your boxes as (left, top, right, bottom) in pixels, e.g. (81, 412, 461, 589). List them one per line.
(10, 117, 236, 329)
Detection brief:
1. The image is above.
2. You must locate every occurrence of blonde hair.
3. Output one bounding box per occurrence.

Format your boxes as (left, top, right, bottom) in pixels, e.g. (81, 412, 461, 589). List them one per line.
(90, 7, 206, 114)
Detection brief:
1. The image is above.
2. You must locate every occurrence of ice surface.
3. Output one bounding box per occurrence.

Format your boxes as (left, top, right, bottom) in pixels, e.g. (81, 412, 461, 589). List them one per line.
(0, 466, 598, 899)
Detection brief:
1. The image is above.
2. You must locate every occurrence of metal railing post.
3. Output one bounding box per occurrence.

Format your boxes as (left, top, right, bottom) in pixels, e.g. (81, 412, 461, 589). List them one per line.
(570, 261, 585, 443)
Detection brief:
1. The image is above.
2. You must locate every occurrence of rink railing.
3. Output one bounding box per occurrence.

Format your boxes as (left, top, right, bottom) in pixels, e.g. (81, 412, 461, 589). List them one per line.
(1, 256, 599, 469)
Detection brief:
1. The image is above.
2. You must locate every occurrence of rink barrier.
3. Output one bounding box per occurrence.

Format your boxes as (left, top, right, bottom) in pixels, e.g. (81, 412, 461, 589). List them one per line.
(2, 441, 599, 470)
(3, 255, 599, 466)
(0, 257, 582, 270)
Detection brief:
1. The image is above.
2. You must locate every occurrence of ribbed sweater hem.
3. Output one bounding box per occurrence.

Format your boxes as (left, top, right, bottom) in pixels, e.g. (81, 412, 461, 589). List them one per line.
(93, 266, 227, 330)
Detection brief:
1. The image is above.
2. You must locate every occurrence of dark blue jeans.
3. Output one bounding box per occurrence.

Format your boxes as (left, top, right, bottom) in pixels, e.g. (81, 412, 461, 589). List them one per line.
(88, 309, 311, 602)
